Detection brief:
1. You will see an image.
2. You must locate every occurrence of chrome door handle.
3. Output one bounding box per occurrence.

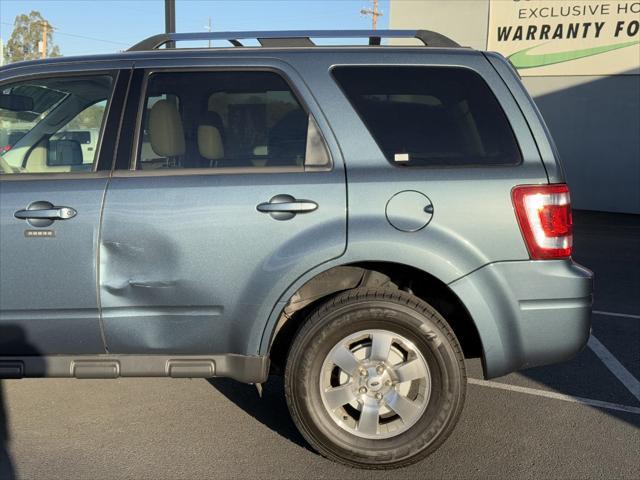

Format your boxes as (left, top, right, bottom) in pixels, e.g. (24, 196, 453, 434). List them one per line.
(257, 194, 318, 220)
(257, 201, 318, 213)
(14, 207, 76, 220)
(14, 201, 76, 227)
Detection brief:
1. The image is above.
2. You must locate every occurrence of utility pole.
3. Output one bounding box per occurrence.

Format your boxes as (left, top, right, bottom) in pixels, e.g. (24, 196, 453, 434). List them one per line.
(360, 0, 383, 30)
(41, 21, 48, 59)
(165, 0, 176, 47)
(205, 17, 212, 48)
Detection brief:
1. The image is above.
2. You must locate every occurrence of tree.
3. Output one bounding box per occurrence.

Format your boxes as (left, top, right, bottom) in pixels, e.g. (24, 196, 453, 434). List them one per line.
(5, 11, 61, 63)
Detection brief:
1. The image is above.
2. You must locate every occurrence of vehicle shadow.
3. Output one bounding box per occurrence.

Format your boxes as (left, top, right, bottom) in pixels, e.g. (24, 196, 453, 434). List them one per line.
(0, 324, 44, 480)
(207, 375, 310, 450)
(1, 380, 15, 480)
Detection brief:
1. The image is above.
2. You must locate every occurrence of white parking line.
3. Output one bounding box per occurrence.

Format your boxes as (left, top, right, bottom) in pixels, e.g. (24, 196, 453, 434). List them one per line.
(593, 310, 640, 320)
(467, 378, 640, 415)
(588, 335, 640, 403)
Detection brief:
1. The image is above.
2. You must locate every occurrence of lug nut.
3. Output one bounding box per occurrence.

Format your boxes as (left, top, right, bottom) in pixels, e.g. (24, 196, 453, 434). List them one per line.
(385, 380, 392, 386)
(376, 365, 385, 375)
(375, 393, 383, 400)
(359, 386, 367, 394)
(359, 368, 367, 377)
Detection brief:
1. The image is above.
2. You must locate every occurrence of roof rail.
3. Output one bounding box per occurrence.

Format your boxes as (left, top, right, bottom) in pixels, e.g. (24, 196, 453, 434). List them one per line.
(127, 29, 460, 52)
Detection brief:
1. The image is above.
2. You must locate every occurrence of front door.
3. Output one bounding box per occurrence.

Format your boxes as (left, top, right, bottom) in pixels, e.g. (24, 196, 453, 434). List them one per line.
(0, 71, 118, 355)
(99, 66, 347, 355)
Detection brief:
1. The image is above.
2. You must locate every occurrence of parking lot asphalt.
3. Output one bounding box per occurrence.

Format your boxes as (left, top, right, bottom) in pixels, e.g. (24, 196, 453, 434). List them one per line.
(1, 210, 639, 480)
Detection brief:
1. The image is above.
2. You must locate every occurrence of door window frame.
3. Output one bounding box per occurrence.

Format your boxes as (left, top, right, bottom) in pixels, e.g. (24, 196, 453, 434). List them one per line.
(121, 66, 334, 176)
(0, 68, 127, 181)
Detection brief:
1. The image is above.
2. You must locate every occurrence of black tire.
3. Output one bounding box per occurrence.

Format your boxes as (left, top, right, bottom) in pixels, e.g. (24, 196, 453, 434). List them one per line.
(284, 288, 466, 469)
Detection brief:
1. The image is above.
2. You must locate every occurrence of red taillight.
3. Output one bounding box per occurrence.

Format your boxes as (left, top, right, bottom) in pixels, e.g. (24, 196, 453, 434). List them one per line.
(512, 184, 573, 260)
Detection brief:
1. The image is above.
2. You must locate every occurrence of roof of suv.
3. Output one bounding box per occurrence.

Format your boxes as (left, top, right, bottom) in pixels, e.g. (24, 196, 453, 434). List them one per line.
(1, 30, 472, 73)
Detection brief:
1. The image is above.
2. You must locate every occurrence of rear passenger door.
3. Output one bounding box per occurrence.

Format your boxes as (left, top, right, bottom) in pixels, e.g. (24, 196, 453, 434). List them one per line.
(99, 63, 346, 355)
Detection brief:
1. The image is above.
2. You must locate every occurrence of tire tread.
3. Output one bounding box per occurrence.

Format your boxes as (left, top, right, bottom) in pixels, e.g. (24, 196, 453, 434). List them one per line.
(284, 287, 466, 469)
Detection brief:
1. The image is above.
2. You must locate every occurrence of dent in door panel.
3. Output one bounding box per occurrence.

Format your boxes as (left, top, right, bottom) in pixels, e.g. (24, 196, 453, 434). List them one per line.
(99, 232, 223, 353)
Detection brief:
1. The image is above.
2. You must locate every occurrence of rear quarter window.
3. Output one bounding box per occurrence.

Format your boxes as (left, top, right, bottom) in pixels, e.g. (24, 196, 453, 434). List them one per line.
(332, 66, 522, 167)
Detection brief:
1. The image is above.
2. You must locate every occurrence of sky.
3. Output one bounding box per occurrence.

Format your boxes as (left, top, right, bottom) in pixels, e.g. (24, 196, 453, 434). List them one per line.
(0, 0, 391, 56)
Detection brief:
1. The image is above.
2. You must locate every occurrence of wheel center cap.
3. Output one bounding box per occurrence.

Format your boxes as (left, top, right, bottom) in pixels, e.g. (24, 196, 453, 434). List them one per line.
(366, 376, 384, 392)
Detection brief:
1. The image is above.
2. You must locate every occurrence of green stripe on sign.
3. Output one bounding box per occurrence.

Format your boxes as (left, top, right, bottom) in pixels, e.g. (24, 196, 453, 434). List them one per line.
(508, 40, 640, 69)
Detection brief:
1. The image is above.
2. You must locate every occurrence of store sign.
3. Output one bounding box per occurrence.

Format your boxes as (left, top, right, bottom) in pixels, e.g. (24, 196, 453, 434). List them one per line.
(487, 0, 640, 76)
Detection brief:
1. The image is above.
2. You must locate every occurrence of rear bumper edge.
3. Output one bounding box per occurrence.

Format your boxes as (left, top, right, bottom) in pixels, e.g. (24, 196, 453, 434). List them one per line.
(450, 259, 593, 378)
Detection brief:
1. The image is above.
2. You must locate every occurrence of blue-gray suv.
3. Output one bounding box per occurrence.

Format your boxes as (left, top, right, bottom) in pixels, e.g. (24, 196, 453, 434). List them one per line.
(0, 30, 593, 468)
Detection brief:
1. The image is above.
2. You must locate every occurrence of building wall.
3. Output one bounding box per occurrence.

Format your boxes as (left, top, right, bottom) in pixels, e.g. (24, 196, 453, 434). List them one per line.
(390, 0, 491, 49)
(390, 0, 640, 214)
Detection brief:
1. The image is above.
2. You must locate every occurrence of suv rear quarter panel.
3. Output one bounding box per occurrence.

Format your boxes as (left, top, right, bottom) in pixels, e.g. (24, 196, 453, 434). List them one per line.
(258, 50, 551, 356)
(286, 50, 547, 278)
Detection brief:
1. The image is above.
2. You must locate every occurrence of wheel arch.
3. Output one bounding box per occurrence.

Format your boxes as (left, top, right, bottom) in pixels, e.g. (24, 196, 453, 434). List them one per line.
(265, 261, 483, 375)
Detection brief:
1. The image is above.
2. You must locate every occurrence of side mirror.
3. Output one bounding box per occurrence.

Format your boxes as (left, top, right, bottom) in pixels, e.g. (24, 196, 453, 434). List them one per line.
(0, 93, 34, 112)
(47, 139, 84, 166)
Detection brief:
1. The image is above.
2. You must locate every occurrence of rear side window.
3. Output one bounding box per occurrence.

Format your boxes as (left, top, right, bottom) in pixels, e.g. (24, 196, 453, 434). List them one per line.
(136, 71, 330, 171)
(332, 66, 521, 167)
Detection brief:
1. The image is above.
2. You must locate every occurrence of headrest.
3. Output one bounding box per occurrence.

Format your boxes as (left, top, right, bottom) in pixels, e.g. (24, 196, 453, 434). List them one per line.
(198, 125, 224, 160)
(201, 111, 225, 131)
(149, 99, 185, 157)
